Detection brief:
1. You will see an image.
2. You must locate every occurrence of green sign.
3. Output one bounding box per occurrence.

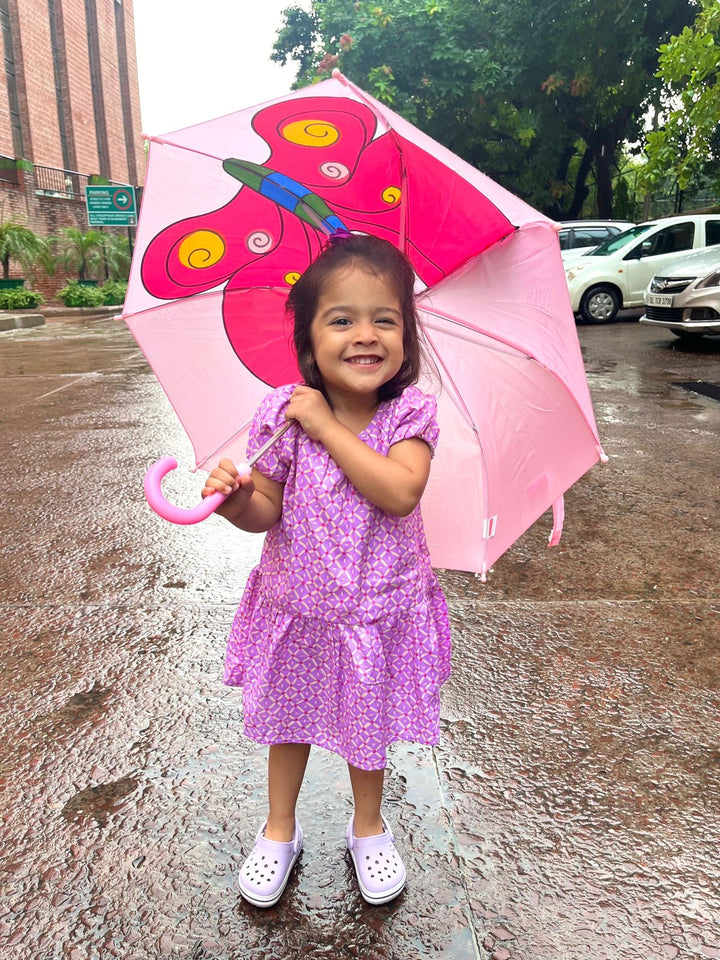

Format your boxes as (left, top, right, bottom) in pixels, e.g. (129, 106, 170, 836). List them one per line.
(85, 185, 137, 226)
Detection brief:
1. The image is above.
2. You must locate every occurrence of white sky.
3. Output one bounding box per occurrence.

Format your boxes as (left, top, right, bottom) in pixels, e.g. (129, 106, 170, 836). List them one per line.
(132, 0, 305, 134)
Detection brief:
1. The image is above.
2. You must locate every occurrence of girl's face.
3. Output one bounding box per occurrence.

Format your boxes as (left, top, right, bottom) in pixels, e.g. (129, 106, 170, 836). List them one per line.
(310, 263, 404, 406)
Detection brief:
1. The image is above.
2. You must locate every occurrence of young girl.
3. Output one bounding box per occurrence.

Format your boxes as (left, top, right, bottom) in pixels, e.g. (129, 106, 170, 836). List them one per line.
(202, 233, 451, 908)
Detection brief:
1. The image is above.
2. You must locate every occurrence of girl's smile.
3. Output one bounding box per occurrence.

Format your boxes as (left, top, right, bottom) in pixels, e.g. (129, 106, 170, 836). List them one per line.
(310, 265, 405, 407)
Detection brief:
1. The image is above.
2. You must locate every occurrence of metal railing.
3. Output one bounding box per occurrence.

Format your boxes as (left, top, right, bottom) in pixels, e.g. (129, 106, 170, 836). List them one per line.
(34, 164, 88, 199)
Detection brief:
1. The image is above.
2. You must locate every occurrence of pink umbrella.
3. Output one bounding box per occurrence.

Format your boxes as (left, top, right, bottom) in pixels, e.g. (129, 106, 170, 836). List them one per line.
(123, 70, 605, 578)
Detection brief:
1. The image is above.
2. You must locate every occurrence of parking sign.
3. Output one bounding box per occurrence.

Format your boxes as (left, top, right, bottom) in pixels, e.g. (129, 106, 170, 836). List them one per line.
(85, 185, 137, 226)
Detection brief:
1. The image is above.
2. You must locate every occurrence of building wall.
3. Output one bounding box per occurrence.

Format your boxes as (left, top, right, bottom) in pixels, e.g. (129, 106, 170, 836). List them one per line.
(2, 0, 145, 183)
(122, 0, 143, 176)
(0, 0, 145, 298)
(63, 0, 101, 174)
(16, 1, 63, 168)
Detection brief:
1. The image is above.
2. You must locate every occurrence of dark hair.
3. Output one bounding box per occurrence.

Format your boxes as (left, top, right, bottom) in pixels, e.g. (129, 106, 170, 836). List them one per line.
(287, 233, 422, 402)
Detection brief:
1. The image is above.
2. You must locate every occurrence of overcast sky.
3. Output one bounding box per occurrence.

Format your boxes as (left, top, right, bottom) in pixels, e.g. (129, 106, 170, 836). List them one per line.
(133, 0, 304, 133)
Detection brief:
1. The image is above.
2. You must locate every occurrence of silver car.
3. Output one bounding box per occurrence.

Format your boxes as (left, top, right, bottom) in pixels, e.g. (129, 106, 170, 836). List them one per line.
(641, 247, 720, 340)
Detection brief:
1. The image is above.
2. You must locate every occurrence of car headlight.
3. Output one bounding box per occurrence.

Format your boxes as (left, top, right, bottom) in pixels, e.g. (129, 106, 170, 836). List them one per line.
(697, 270, 720, 289)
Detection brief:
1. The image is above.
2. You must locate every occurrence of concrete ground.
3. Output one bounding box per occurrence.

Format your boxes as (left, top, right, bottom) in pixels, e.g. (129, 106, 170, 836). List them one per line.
(0, 314, 718, 959)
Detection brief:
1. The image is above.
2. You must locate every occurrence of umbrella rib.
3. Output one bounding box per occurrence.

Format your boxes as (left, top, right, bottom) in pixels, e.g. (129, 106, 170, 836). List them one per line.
(146, 135, 227, 164)
(420, 304, 533, 357)
(421, 326, 483, 441)
(120, 286, 289, 323)
(194, 417, 254, 471)
(421, 303, 604, 456)
(422, 325, 492, 571)
(332, 72, 411, 251)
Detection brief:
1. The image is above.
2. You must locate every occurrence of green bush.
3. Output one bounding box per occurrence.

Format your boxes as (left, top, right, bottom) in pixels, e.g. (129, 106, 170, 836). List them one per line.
(56, 280, 106, 307)
(0, 287, 44, 310)
(100, 279, 127, 305)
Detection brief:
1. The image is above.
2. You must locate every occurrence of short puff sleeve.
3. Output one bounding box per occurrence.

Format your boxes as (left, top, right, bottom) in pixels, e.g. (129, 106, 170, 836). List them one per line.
(388, 385, 440, 456)
(246, 384, 298, 483)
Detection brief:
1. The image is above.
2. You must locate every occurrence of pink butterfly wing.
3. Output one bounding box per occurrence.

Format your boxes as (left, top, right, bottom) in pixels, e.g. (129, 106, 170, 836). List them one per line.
(140, 190, 284, 301)
(222, 215, 325, 386)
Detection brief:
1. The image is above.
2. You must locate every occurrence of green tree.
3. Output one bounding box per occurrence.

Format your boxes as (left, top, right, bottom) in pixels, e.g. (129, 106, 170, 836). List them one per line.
(0, 218, 48, 280)
(52, 227, 105, 281)
(271, 4, 320, 76)
(273, 0, 693, 217)
(99, 232, 131, 281)
(642, 0, 720, 195)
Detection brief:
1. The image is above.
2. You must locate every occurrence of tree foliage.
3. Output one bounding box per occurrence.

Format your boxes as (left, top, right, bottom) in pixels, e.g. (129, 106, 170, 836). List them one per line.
(52, 227, 105, 281)
(642, 0, 720, 193)
(273, 0, 694, 217)
(0, 218, 48, 279)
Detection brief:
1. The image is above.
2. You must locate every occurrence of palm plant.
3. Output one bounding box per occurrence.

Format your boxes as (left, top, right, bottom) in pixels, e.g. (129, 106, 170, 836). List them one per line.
(99, 232, 131, 281)
(0, 219, 48, 280)
(53, 227, 105, 281)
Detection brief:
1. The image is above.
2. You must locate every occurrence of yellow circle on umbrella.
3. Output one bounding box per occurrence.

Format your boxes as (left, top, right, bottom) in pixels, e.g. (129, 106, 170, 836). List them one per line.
(382, 186, 401, 205)
(284, 271, 301, 285)
(282, 120, 340, 147)
(178, 230, 226, 269)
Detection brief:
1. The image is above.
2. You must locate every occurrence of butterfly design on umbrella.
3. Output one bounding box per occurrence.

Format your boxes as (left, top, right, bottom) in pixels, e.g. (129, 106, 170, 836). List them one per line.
(140, 95, 498, 388)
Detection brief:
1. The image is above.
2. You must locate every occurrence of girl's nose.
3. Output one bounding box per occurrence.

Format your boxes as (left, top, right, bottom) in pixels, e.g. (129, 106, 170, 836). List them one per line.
(354, 320, 377, 343)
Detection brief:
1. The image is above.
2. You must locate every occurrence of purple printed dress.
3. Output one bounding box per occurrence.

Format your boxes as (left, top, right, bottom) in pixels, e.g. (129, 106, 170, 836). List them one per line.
(224, 383, 451, 771)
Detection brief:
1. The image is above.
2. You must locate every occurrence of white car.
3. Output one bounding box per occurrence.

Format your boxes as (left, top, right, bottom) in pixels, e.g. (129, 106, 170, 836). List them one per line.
(559, 220, 635, 263)
(564, 214, 720, 323)
(640, 247, 720, 340)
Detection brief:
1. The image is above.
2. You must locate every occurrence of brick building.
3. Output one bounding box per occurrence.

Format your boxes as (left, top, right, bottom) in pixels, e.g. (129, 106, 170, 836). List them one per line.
(0, 0, 145, 293)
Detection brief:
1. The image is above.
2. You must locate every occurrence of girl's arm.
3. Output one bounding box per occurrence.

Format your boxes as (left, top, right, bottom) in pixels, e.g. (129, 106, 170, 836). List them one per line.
(286, 388, 431, 517)
(202, 459, 284, 532)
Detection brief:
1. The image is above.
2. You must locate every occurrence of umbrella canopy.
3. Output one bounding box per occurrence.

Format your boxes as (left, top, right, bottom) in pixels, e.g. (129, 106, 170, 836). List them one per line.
(123, 70, 605, 578)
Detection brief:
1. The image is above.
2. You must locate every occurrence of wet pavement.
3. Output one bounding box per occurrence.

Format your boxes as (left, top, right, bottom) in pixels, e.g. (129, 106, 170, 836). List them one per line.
(1, 314, 719, 959)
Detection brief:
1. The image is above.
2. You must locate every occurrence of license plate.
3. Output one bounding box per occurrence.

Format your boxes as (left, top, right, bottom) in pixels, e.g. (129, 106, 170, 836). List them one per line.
(647, 293, 673, 307)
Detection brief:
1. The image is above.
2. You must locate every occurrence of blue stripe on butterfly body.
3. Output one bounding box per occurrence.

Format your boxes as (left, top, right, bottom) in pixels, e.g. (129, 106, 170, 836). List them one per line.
(223, 158, 347, 235)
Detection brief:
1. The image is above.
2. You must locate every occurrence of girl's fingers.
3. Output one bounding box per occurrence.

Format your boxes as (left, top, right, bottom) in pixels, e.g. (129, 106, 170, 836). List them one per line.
(202, 467, 254, 499)
(217, 457, 238, 475)
(203, 468, 239, 496)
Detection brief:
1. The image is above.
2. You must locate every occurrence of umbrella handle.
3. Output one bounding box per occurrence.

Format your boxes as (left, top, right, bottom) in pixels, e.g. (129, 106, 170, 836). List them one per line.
(143, 421, 293, 525)
(143, 456, 245, 525)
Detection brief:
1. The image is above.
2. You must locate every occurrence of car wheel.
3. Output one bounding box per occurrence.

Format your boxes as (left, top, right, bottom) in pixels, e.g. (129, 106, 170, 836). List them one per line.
(579, 285, 621, 324)
(671, 329, 705, 340)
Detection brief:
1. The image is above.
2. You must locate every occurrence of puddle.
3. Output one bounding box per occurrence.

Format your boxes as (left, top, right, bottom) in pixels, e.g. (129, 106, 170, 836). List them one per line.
(54, 683, 114, 727)
(61, 776, 139, 826)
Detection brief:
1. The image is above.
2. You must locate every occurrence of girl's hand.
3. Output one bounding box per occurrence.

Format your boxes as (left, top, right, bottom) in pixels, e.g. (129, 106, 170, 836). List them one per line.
(202, 459, 283, 532)
(285, 385, 335, 441)
(202, 458, 254, 502)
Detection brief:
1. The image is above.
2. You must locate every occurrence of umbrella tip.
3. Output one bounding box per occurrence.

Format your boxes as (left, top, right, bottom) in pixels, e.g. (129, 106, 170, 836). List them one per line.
(332, 68, 342, 80)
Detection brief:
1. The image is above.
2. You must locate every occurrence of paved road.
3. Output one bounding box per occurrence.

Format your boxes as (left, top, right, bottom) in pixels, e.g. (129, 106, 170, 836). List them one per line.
(1, 315, 718, 959)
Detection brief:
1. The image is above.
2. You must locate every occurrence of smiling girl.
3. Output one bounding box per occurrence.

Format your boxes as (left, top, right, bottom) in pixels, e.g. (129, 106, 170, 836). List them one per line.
(203, 232, 451, 908)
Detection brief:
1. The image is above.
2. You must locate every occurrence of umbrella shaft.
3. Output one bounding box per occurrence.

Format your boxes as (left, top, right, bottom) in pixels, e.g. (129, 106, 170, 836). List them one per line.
(246, 420, 293, 469)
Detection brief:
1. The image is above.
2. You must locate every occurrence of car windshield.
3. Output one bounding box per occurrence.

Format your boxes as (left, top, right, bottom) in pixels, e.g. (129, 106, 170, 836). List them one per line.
(584, 223, 656, 257)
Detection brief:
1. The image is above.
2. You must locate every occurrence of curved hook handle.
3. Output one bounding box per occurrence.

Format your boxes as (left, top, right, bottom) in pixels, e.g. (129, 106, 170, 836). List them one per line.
(144, 422, 293, 526)
(144, 456, 230, 525)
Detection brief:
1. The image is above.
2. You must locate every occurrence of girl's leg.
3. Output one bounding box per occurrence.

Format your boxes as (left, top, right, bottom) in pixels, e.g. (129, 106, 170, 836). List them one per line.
(265, 743, 311, 841)
(348, 763, 385, 837)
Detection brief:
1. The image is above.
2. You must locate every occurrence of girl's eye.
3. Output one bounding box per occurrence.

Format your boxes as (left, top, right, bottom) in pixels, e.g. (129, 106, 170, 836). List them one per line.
(377, 317, 397, 325)
(330, 317, 351, 326)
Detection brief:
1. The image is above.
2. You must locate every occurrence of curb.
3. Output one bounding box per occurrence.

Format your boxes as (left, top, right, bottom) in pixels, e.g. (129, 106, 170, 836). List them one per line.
(41, 305, 121, 321)
(0, 312, 45, 332)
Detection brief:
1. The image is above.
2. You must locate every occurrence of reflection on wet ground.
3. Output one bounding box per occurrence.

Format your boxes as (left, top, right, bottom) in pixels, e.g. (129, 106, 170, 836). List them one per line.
(0, 318, 719, 958)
